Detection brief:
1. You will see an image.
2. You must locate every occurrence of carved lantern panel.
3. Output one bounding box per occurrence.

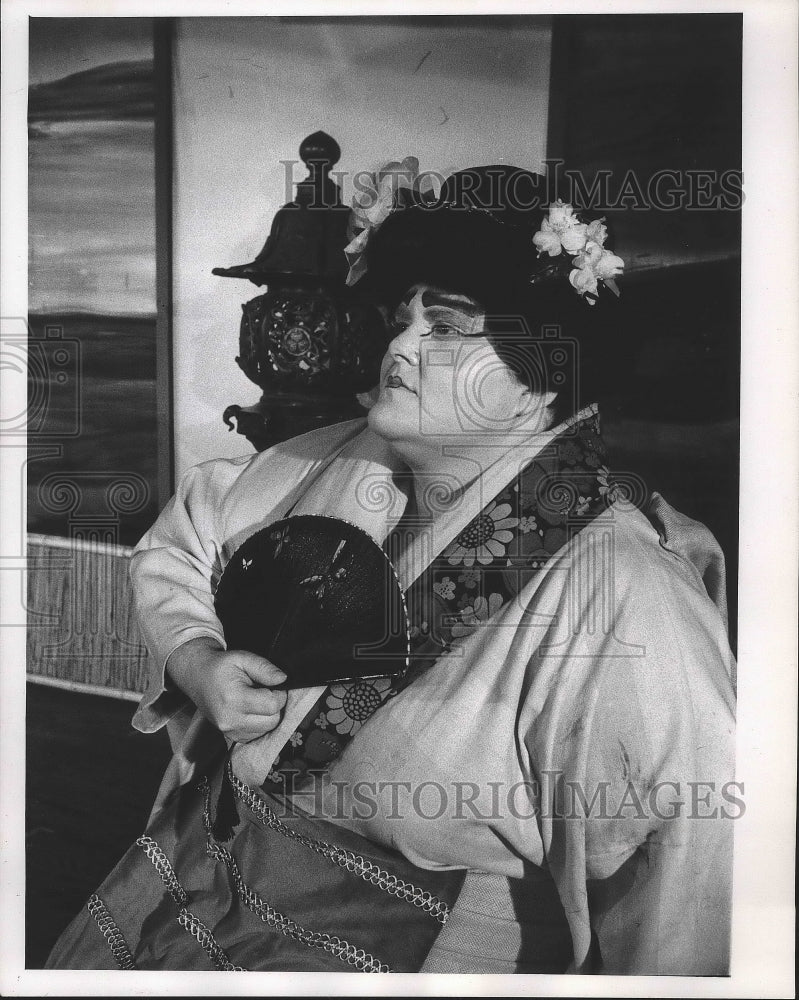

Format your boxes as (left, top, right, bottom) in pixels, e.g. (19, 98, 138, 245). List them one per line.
(213, 131, 389, 451)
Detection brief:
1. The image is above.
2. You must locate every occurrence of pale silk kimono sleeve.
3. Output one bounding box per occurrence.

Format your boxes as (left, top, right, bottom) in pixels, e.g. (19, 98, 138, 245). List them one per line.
(522, 508, 736, 975)
(128, 418, 370, 741)
(128, 458, 238, 734)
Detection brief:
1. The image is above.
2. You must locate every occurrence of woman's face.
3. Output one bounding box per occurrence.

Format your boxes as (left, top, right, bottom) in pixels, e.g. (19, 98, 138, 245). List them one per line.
(367, 284, 550, 451)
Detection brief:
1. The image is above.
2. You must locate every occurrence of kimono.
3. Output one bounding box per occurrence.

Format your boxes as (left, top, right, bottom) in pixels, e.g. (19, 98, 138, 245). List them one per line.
(46, 406, 737, 975)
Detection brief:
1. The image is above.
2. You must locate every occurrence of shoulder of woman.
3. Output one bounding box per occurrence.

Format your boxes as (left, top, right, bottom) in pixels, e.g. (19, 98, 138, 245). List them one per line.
(537, 502, 731, 652)
(184, 417, 370, 499)
(520, 504, 735, 768)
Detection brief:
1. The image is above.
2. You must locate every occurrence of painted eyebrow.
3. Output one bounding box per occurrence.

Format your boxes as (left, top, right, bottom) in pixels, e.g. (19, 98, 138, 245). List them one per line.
(420, 290, 483, 317)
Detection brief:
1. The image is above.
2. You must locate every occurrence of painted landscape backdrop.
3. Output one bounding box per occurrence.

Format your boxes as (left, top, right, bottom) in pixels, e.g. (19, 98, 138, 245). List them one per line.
(28, 18, 159, 545)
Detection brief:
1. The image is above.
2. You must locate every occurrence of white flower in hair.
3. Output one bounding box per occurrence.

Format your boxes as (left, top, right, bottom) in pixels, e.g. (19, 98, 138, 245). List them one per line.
(533, 199, 588, 256)
(533, 202, 624, 304)
(569, 241, 625, 304)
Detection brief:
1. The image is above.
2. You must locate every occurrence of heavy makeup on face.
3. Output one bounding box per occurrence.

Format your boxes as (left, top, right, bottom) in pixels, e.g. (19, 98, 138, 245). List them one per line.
(367, 284, 556, 517)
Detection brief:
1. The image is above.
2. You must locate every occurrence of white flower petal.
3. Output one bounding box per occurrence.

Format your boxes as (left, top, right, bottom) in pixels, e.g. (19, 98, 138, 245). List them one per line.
(484, 538, 506, 557)
(352, 183, 379, 212)
(560, 224, 588, 254)
(586, 219, 608, 246)
(533, 229, 562, 257)
(487, 593, 505, 615)
(492, 529, 515, 543)
(490, 503, 512, 521)
(492, 517, 520, 530)
(596, 250, 625, 279)
(345, 255, 368, 287)
(570, 267, 598, 297)
(585, 241, 605, 264)
(343, 228, 370, 256)
(549, 200, 572, 228)
(446, 545, 467, 566)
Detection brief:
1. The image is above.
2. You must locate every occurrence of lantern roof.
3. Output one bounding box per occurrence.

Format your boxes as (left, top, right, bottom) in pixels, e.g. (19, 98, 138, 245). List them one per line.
(213, 131, 351, 287)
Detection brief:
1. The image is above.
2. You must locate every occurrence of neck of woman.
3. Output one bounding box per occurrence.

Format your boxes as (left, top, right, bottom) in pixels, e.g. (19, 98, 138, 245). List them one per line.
(389, 437, 511, 521)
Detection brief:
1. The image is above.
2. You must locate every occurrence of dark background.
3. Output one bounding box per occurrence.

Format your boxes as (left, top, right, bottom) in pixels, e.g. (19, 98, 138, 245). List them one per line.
(547, 14, 741, 644)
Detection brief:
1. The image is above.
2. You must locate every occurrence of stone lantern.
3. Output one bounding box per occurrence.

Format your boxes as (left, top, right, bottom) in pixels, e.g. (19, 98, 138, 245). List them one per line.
(213, 131, 388, 451)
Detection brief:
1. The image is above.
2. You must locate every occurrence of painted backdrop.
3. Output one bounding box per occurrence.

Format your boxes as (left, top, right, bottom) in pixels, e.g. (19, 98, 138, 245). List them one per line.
(28, 17, 159, 546)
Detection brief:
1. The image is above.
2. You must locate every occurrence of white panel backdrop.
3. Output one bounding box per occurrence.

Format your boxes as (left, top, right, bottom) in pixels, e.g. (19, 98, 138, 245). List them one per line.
(172, 16, 552, 473)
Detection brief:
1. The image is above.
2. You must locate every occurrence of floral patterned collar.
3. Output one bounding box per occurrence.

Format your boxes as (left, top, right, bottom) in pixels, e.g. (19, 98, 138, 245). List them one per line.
(260, 408, 621, 794)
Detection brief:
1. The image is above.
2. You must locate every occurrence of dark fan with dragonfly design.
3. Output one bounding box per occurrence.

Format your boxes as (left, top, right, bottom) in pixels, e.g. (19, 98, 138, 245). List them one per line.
(213, 515, 410, 689)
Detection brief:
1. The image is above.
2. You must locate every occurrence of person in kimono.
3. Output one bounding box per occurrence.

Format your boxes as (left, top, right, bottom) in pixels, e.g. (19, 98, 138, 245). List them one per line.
(46, 164, 737, 976)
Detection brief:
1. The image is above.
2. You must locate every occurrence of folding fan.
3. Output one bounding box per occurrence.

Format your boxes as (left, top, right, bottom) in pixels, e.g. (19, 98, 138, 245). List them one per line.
(213, 515, 410, 689)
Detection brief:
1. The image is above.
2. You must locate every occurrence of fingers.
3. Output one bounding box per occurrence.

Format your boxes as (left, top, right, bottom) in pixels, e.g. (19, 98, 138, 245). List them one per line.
(241, 684, 287, 718)
(235, 653, 287, 688)
(199, 651, 289, 742)
(217, 681, 287, 742)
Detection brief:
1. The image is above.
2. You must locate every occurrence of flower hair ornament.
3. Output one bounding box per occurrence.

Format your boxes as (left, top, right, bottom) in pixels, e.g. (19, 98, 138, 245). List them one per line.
(344, 156, 439, 286)
(532, 200, 625, 306)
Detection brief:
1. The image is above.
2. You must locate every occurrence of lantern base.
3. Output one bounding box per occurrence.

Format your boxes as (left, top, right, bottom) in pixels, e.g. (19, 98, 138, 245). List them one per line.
(223, 394, 368, 453)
